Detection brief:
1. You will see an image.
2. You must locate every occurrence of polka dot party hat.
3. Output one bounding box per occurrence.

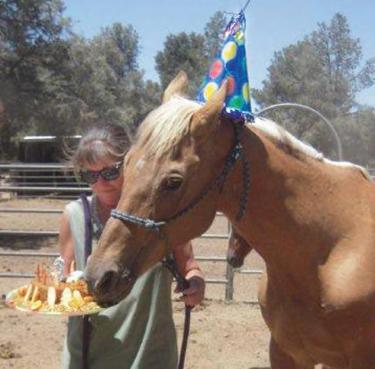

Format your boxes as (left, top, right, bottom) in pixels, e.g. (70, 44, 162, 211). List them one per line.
(197, 10, 253, 121)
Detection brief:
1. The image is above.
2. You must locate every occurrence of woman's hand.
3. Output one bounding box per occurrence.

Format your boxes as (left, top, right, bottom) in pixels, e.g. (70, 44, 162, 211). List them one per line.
(180, 274, 205, 307)
(175, 268, 205, 307)
(173, 241, 206, 307)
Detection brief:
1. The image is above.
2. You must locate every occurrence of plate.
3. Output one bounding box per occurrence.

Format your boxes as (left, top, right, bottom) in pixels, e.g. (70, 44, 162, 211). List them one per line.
(5, 287, 104, 316)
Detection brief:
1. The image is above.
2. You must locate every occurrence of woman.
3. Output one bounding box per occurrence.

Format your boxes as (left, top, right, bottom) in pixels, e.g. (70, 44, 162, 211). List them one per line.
(59, 123, 205, 369)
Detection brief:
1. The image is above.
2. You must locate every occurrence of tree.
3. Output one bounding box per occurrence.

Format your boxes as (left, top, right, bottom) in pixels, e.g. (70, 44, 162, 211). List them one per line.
(155, 32, 207, 97)
(0, 10, 162, 161)
(155, 11, 228, 97)
(0, 0, 71, 158)
(92, 23, 161, 129)
(309, 13, 374, 111)
(335, 108, 375, 166)
(204, 11, 228, 60)
(253, 13, 375, 158)
(68, 23, 161, 133)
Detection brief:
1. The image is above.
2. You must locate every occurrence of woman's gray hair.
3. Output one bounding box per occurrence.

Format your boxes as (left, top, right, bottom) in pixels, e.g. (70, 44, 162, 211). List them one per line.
(71, 124, 132, 171)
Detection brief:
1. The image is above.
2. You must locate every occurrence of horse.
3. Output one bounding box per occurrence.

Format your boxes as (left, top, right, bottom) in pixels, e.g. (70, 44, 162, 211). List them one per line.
(85, 72, 375, 368)
(226, 228, 252, 268)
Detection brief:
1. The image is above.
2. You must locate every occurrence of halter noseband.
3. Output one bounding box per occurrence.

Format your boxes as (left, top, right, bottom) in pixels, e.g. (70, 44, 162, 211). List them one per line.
(111, 111, 251, 231)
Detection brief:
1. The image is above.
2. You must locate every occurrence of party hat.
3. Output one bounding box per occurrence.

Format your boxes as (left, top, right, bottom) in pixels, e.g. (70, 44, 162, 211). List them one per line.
(197, 11, 253, 121)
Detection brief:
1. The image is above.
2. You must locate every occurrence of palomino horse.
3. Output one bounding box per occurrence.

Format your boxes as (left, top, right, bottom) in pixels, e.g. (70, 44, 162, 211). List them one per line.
(86, 72, 375, 368)
(226, 228, 252, 268)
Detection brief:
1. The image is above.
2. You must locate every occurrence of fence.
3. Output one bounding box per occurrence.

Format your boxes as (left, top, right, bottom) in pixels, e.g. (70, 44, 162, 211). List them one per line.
(0, 163, 89, 199)
(1, 163, 374, 301)
(0, 163, 263, 301)
(0, 209, 262, 301)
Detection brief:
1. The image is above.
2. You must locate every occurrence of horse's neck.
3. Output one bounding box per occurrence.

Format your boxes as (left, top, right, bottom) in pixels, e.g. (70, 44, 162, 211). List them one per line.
(218, 124, 375, 305)
(219, 125, 332, 272)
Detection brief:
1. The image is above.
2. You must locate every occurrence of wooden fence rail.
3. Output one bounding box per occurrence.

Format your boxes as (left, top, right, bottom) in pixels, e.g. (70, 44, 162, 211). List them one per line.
(0, 216, 261, 300)
(0, 163, 264, 300)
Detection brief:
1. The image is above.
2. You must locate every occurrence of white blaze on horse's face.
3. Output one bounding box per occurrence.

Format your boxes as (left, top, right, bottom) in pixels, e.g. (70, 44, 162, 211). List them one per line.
(85, 72, 230, 306)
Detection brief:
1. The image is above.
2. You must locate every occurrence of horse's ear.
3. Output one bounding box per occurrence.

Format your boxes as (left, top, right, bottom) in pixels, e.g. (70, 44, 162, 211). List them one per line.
(190, 80, 228, 141)
(162, 71, 189, 103)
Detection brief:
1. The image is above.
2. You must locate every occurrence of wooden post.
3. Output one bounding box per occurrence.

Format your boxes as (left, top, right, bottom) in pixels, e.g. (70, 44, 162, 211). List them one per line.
(225, 262, 234, 301)
(225, 222, 234, 300)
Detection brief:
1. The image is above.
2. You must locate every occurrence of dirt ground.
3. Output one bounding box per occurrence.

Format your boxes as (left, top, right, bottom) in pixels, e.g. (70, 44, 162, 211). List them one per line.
(0, 197, 270, 369)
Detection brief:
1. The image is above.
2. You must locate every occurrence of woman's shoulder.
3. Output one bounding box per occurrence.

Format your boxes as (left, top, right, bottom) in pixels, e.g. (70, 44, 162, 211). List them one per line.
(64, 196, 92, 216)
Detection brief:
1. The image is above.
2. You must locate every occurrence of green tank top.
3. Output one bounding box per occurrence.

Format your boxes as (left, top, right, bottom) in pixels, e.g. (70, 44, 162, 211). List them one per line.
(61, 197, 178, 369)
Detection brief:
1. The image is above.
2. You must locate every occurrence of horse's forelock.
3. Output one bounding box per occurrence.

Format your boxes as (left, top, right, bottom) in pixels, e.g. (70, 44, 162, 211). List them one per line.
(136, 96, 201, 158)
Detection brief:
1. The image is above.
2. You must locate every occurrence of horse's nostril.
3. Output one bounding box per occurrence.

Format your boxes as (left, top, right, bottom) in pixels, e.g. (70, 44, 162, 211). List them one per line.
(95, 270, 119, 293)
(120, 268, 133, 282)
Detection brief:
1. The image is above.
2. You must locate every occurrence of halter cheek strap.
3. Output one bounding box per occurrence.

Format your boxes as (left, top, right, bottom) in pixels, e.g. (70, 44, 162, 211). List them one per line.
(110, 210, 166, 232)
(111, 115, 250, 230)
(80, 194, 93, 369)
(108, 114, 251, 369)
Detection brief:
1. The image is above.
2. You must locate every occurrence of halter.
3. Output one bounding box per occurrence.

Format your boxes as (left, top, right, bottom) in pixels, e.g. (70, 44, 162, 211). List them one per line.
(110, 111, 251, 369)
(111, 111, 251, 230)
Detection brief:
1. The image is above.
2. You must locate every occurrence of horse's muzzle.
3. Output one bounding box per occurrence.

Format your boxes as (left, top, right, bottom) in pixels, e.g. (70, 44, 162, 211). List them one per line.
(85, 267, 136, 307)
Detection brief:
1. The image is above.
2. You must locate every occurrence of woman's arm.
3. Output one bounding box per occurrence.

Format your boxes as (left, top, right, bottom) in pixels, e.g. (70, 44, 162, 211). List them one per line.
(174, 241, 205, 307)
(58, 211, 75, 276)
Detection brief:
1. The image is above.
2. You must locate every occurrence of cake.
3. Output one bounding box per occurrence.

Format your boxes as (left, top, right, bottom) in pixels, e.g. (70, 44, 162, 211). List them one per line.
(10, 264, 100, 314)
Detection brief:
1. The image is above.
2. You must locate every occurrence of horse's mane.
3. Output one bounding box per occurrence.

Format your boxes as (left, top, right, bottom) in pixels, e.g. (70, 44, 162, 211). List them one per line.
(136, 96, 200, 158)
(137, 96, 372, 181)
(253, 116, 372, 181)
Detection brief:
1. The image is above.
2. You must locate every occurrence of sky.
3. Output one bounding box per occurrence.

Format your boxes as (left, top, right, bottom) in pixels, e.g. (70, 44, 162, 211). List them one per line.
(63, 0, 374, 107)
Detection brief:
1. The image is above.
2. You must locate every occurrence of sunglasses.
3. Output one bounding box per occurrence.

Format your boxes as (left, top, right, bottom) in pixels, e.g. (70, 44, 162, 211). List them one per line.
(79, 161, 123, 185)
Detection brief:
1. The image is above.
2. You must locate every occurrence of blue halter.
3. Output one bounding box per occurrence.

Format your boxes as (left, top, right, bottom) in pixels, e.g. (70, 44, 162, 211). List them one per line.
(111, 112, 250, 231)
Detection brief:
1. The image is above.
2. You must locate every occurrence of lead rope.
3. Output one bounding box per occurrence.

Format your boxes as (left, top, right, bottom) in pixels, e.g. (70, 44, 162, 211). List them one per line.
(110, 115, 250, 369)
(80, 193, 93, 369)
(162, 255, 192, 369)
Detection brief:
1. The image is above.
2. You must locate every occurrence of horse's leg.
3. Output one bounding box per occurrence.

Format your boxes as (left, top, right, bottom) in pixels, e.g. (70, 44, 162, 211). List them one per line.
(269, 337, 296, 369)
(226, 228, 252, 268)
(346, 327, 375, 369)
(349, 346, 375, 368)
(270, 337, 314, 369)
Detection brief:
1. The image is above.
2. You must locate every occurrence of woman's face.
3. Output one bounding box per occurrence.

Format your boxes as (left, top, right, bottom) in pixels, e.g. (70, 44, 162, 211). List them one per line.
(82, 158, 124, 207)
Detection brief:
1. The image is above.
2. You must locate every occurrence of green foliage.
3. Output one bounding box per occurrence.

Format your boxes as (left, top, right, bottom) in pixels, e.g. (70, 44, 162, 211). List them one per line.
(0, 4, 228, 160)
(155, 11, 228, 97)
(66, 24, 156, 131)
(335, 108, 375, 166)
(155, 32, 208, 97)
(71, 23, 161, 133)
(92, 23, 139, 79)
(204, 11, 227, 60)
(0, 6, 161, 159)
(0, 0, 71, 157)
(253, 13, 375, 163)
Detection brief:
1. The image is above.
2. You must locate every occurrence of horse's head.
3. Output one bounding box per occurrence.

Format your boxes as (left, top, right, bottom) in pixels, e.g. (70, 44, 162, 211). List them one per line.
(86, 72, 234, 306)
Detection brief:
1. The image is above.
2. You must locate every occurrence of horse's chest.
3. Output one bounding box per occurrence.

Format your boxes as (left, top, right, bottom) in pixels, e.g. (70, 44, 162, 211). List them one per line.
(260, 279, 347, 367)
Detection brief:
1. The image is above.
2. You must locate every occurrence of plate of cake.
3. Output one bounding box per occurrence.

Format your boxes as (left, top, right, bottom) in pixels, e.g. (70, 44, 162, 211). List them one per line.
(5, 264, 103, 316)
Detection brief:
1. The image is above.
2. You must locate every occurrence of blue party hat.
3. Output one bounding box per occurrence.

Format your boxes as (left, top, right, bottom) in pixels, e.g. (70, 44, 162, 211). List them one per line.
(197, 11, 253, 121)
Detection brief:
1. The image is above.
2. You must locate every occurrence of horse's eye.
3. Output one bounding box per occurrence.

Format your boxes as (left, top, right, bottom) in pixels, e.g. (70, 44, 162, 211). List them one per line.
(164, 176, 183, 191)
